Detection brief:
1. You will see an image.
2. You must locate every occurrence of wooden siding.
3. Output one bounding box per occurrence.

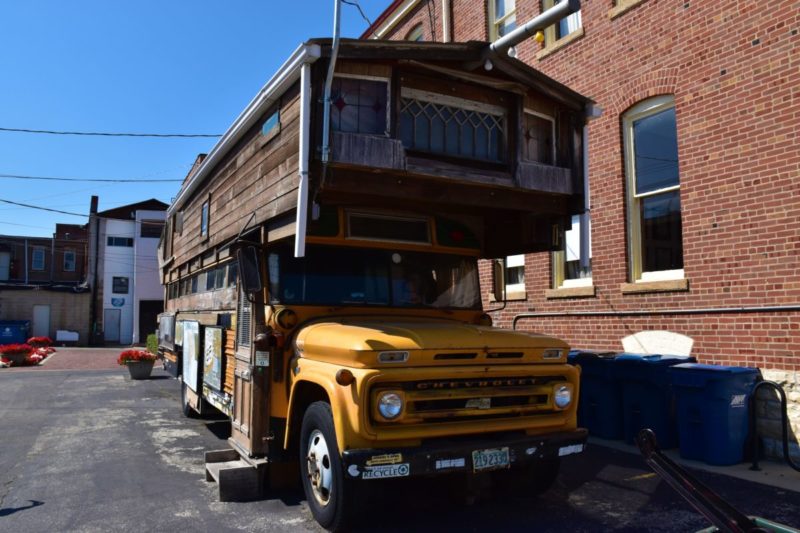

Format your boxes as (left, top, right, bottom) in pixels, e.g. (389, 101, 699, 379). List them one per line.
(331, 132, 406, 170)
(169, 81, 302, 272)
(224, 327, 235, 396)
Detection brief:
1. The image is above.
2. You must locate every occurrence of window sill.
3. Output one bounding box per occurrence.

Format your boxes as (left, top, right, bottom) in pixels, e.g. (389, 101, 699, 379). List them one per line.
(536, 27, 585, 61)
(620, 278, 689, 294)
(491, 290, 527, 303)
(608, 0, 648, 20)
(545, 285, 596, 299)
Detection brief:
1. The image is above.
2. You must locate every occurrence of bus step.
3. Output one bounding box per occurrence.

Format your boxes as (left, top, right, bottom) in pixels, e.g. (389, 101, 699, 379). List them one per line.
(205, 449, 264, 502)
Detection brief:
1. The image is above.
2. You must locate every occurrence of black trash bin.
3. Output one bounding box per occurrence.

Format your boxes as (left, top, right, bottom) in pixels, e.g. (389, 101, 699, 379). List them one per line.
(568, 350, 624, 439)
(616, 354, 695, 448)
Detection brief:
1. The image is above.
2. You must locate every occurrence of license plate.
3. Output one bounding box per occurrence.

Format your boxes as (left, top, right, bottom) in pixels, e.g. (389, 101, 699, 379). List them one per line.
(472, 447, 510, 472)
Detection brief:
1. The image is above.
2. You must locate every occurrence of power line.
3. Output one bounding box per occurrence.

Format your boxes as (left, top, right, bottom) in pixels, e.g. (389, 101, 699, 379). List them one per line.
(0, 173, 182, 183)
(0, 126, 221, 138)
(0, 198, 87, 217)
(341, 0, 372, 26)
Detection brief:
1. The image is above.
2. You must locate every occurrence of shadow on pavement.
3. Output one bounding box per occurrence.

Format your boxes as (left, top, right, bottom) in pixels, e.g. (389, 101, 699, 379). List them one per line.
(0, 500, 44, 517)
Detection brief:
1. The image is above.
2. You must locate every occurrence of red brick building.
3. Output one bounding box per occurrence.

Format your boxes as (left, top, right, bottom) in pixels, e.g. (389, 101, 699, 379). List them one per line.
(363, 1, 800, 380)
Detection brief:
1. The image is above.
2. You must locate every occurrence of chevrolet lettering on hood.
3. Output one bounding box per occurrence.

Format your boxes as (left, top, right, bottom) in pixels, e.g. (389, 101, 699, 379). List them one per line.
(415, 377, 538, 390)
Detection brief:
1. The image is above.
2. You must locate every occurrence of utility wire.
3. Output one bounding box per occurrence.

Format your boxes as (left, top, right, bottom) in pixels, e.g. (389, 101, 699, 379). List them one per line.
(0, 173, 182, 183)
(0, 126, 221, 138)
(0, 198, 87, 217)
(341, 0, 372, 26)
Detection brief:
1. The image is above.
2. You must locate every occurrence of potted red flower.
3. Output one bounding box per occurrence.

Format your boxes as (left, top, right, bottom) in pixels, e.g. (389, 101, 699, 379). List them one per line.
(118, 349, 157, 380)
(27, 336, 53, 348)
(0, 343, 34, 366)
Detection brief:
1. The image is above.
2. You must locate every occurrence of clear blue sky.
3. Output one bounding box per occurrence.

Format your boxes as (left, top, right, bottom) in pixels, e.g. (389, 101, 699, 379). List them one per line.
(0, 0, 387, 237)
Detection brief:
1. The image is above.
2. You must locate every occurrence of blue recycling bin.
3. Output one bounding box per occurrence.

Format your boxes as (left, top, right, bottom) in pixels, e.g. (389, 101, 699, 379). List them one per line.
(569, 350, 625, 439)
(670, 364, 760, 465)
(616, 354, 695, 448)
(0, 320, 30, 344)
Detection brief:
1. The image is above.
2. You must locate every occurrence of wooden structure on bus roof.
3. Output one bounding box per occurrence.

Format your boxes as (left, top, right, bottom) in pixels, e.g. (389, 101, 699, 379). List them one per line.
(159, 38, 593, 309)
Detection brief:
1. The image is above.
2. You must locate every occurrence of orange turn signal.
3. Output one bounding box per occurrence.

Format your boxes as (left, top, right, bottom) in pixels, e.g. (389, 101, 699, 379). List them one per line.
(336, 369, 356, 386)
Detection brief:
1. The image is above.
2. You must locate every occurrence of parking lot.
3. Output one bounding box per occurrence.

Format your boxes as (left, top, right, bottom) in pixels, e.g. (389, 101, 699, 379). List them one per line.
(1, 359, 798, 532)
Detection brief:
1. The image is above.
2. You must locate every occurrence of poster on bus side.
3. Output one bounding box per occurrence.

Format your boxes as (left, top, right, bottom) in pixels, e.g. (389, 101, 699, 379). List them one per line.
(203, 326, 223, 391)
(182, 321, 200, 392)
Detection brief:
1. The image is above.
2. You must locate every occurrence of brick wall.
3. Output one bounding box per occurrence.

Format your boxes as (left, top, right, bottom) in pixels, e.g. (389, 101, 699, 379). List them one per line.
(0, 290, 90, 344)
(375, 0, 800, 374)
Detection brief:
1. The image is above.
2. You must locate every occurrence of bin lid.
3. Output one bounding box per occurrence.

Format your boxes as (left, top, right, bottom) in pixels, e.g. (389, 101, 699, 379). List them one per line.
(568, 350, 617, 363)
(616, 353, 695, 365)
(670, 363, 759, 374)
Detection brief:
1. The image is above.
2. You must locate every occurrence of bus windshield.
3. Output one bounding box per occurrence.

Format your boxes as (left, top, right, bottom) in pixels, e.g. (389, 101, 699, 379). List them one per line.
(267, 243, 481, 310)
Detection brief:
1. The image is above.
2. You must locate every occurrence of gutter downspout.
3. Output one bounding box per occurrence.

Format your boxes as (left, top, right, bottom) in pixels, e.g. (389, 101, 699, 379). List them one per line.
(489, 0, 580, 56)
(580, 104, 602, 274)
(24, 238, 28, 284)
(320, 0, 342, 165)
(295, 63, 312, 258)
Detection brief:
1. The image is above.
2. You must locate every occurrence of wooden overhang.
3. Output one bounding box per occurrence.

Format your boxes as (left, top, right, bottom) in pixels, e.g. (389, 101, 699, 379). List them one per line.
(307, 39, 593, 257)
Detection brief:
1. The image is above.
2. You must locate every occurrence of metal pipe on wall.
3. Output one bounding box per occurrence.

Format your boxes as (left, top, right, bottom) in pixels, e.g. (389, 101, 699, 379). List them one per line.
(320, 0, 342, 165)
(512, 305, 800, 329)
(441, 0, 451, 42)
(489, 0, 580, 55)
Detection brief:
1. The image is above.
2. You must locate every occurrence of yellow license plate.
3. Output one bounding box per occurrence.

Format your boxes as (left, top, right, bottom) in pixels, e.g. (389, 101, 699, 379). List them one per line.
(472, 447, 510, 472)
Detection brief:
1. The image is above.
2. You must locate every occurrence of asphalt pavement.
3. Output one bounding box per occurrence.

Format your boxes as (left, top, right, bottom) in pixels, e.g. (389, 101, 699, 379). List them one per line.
(1, 355, 798, 532)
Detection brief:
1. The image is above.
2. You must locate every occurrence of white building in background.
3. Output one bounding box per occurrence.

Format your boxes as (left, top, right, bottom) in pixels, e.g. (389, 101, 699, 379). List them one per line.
(89, 198, 168, 345)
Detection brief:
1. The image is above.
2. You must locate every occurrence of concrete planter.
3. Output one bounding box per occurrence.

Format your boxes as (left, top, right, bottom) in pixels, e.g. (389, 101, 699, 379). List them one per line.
(126, 360, 155, 380)
(5, 352, 28, 365)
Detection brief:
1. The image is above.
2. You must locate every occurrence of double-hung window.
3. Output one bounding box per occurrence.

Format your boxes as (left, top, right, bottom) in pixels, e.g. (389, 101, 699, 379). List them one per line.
(63, 249, 76, 272)
(554, 214, 592, 288)
(541, 0, 582, 46)
(505, 254, 526, 298)
(32, 247, 45, 271)
(490, 0, 517, 41)
(623, 95, 684, 282)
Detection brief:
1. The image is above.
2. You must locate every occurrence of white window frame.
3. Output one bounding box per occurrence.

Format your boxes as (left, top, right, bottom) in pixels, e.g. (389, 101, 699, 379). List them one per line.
(63, 249, 76, 272)
(553, 214, 593, 288)
(332, 74, 392, 136)
(523, 109, 556, 165)
(489, 0, 517, 41)
(623, 95, 684, 283)
(31, 247, 45, 271)
(505, 254, 526, 297)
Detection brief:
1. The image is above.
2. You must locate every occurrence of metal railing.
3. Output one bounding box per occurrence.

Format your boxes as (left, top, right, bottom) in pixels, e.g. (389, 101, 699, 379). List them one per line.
(749, 380, 800, 473)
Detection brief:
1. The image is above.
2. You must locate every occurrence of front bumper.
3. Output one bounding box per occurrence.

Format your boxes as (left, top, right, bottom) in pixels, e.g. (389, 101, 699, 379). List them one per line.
(342, 428, 587, 480)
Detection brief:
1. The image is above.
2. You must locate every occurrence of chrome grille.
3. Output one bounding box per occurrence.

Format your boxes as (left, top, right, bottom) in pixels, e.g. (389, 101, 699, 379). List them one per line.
(372, 376, 566, 425)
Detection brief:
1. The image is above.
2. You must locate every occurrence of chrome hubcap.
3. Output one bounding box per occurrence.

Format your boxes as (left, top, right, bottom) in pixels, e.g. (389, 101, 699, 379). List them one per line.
(306, 429, 332, 506)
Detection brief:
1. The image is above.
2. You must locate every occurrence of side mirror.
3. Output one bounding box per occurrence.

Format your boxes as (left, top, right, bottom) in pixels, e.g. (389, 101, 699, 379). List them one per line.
(491, 259, 505, 302)
(236, 246, 263, 294)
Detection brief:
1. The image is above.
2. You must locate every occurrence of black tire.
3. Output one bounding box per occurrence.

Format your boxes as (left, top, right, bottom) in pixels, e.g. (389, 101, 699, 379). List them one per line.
(181, 381, 198, 418)
(299, 402, 354, 531)
(492, 457, 561, 497)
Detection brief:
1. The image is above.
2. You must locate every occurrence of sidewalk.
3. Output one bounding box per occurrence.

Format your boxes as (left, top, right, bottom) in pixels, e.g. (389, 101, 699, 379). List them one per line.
(590, 436, 800, 494)
(4, 347, 123, 371)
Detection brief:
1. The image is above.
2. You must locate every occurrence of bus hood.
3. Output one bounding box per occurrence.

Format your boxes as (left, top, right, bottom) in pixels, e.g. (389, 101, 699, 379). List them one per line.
(294, 318, 569, 367)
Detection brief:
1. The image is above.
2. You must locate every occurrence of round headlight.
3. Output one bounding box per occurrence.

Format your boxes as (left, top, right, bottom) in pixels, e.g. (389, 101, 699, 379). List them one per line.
(554, 385, 572, 409)
(377, 392, 403, 420)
